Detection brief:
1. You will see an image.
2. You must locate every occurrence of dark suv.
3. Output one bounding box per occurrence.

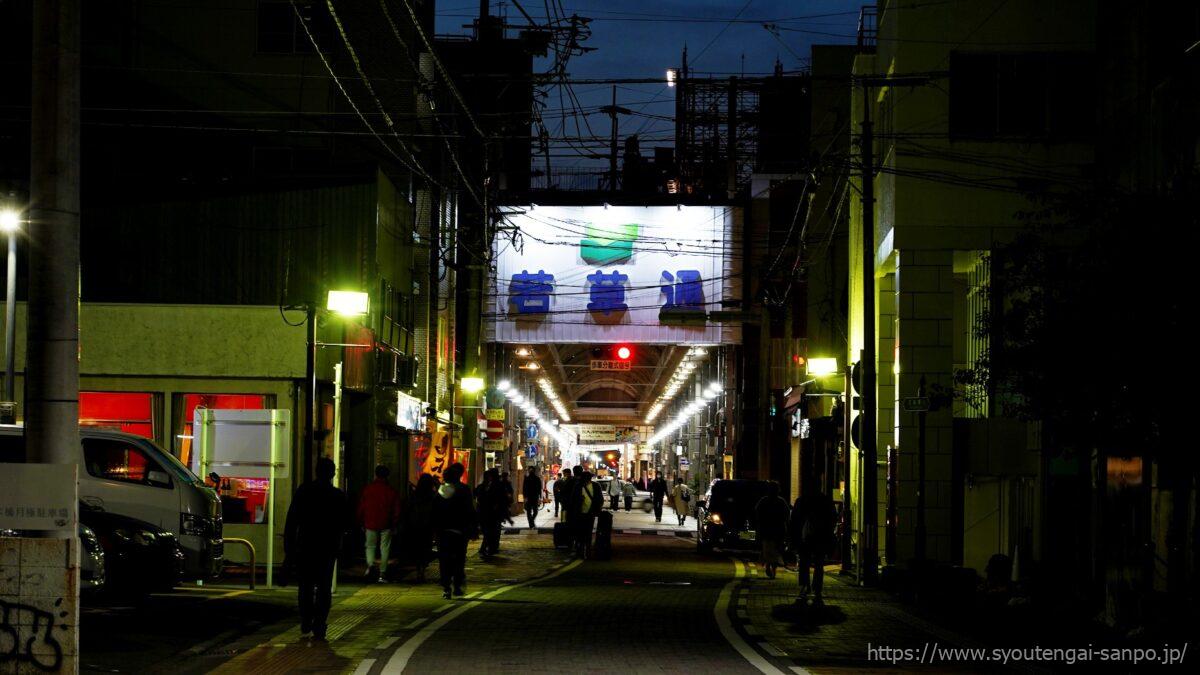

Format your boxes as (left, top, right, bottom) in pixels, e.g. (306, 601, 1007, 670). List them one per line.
(696, 479, 773, 553)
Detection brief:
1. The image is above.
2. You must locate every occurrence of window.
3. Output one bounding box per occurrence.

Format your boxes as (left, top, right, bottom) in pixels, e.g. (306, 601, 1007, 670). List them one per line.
(83, 437, 168, 487)
(79, 391, 156, 439)
(256, 1, 315, 54)
(950, 52, 1095, 140)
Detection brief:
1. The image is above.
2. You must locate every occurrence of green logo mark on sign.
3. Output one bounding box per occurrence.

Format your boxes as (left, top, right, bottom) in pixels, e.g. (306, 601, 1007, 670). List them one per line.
(580, 223, 640, 265)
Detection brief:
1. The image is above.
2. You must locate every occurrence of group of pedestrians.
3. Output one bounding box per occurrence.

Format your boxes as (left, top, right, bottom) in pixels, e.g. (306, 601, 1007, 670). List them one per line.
(647, 474, 693, 526)
(283, 458, 521, 638)
(753, 481, 836, 605)
(550, 465, 607, 557)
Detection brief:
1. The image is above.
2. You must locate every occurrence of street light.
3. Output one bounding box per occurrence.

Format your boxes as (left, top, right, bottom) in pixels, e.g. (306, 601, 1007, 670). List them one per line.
(0, 208, 21, 424)
(460, 376, 485, 394)
(326, 290, 369, 317)
(807, 357, 839, 377)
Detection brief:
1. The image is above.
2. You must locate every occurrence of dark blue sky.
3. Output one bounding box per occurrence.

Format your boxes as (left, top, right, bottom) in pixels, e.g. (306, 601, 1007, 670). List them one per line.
(437, 1, 863, 175)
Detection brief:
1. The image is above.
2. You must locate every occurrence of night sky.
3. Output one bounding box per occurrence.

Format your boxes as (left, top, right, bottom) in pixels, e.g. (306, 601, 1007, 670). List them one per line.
(436, 1, 863, 174)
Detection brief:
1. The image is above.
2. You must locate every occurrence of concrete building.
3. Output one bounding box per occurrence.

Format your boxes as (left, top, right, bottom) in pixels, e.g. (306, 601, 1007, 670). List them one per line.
(846, 0, 1097, 574)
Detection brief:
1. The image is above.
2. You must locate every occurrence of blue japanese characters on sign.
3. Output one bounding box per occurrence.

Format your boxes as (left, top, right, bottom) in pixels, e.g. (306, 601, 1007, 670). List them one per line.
(509, 269, 554, 314)
(660, 270, 704, 310)
(586, 270, 629, 315)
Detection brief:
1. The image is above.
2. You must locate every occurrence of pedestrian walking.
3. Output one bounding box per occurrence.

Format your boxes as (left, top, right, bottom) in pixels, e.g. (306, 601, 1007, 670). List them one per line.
(406, 473, 438, 583)
(571, 471, 602, 557)
(754, 481, 790, 579)
(650, 474, 668, 522)
(433, 463, 477, 599)
(522, 466, 543, 528)
(553, 469, 571, 517)
(566, 465, 584, 546)
(476, 468, 506, 558)
(283, 457, 350, 640)
(607, 475, 622, 510)
(670, 477, 692, 527)
(500, 471, 516, 525)
(357, 464, 401, 582)
(791, 488, 835, 605)
(621, 479, 637, 512)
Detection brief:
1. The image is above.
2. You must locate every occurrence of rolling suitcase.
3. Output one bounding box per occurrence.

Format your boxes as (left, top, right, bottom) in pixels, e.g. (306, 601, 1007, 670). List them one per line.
(593, 511, 613, 560)
(553, 521, 572, 549)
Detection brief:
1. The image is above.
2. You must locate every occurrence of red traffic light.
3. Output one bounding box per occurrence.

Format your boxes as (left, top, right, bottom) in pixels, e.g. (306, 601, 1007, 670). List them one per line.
(615, 345, 632, 360)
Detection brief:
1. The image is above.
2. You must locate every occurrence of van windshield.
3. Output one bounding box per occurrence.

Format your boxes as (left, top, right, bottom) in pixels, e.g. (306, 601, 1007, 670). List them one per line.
(143, 439, 202, 485)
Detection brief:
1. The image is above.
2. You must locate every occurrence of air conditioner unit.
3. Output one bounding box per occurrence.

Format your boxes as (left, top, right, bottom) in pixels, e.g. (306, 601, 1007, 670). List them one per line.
(396, 355, 420, 390)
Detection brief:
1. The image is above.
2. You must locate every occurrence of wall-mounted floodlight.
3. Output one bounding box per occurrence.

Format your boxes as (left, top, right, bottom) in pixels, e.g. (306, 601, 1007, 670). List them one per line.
(806, 357, 839, 377)
(326, 290, 369, 316)
(460, 376, 485, 394)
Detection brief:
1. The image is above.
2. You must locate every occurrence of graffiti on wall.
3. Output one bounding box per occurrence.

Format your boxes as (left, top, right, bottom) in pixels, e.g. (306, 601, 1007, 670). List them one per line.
(0, 596, 69, 671)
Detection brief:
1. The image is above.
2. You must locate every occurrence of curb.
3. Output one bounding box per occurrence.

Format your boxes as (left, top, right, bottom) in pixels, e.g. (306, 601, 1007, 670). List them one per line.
(501, 526, 697, 539)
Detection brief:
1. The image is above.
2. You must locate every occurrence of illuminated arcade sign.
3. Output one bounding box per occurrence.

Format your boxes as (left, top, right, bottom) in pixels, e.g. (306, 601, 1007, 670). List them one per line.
(488, 205, 739, 344)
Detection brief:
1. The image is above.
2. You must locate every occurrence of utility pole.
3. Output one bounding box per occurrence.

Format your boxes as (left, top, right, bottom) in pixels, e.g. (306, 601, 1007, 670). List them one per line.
(26, 0, 81, 472)
(610, 86, 618, 193)
(600, 87, 631, 193)
(858, 83, 878, 583)
(304, 304, 318, 482)
(726, 76, 737, 198)
(915, 375, 928, 563)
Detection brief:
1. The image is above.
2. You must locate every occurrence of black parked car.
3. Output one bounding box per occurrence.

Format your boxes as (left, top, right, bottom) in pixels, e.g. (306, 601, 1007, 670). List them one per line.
(80, 502, 185, 593)
(696, 479, 773, 553)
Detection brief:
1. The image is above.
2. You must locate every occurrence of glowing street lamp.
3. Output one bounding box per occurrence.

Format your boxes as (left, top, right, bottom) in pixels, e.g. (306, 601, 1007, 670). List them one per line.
(0, 208, 20, 422)
(326, 290, 370, 317)
(460, 376, 485, 394)
(807, 357, 839, 377)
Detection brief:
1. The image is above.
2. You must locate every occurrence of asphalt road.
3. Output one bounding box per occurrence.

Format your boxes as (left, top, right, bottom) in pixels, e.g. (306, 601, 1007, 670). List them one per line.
(76, 535, 798, 674)
(385, 536, 760, 674)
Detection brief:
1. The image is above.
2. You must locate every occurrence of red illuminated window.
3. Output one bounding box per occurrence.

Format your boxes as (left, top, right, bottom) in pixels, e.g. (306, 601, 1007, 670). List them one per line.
(79, 392, 155, 439)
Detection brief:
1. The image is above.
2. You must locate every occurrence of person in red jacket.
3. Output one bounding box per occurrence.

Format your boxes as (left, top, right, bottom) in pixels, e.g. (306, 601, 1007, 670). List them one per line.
(358, 465, 401, 582)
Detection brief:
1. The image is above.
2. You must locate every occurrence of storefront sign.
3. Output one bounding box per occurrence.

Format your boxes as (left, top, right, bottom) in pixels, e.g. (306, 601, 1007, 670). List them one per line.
(397, 392, 427, 431)
(578, 424, 616, 442)
(590, 359, 631, 371)
(419, 431, 454, 479)
(487, 205, 739, 345)
(0, 463, 76, 532)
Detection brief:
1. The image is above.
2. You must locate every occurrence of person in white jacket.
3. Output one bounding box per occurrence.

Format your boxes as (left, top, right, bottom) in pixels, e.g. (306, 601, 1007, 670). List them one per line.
(607, 476, 623, 510)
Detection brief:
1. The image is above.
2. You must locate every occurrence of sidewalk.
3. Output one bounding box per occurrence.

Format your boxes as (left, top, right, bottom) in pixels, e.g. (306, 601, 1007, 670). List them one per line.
(191, 537, 572, 674)
(736, 561, 987, 672)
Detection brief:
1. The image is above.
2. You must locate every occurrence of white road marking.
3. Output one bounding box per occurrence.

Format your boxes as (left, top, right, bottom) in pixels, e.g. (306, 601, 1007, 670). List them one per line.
(380, 559, 585, 674)
(352, 658, 375, 675)
(378, 635, 402, 648)
(714, 561, 789, 675)
(761, 643, 787, 657)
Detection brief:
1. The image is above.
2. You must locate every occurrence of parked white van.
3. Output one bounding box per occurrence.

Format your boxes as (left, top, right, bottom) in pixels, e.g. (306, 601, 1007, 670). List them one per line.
(0, 425, 223, 580)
